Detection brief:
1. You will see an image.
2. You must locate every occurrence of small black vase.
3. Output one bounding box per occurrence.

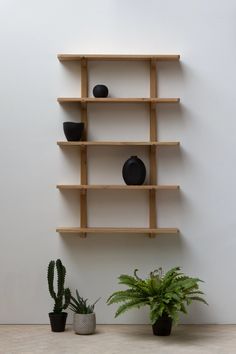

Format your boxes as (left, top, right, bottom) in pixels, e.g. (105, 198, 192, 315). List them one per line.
(122, 156, 146, 185)
(152, 313, 173, 336)
(63, 122, 84, 141)
(49, 312, 68, 332)
(93, 84, 109, 98)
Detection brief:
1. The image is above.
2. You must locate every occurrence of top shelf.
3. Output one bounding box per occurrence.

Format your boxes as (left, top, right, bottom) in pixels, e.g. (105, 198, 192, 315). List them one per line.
(57, 98, 180, 104)
(57, 54, 180, 62)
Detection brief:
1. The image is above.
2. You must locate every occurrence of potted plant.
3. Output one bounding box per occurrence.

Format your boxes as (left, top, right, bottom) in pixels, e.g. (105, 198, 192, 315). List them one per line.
(47, 259, 71, 332)
(107, 267, 207, 336)
(69, 289, 100, 335)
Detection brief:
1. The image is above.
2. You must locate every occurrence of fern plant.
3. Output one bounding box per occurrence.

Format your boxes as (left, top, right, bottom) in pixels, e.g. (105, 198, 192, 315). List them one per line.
(107, 267, 207, 324)
(69, 289, 100, 314)
(47, 259, 71, 314)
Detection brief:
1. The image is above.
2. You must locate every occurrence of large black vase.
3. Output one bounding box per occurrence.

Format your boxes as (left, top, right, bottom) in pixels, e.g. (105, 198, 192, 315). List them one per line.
(93, 84, 109, 98)
(152, 313, 173, 336)
(49, 312, 68, 332)
(122, 156, 146, 185)
(63, 122, 84, 141)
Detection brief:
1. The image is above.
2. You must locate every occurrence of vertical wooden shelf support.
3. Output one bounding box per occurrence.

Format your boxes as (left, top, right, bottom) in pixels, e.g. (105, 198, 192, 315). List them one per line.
(80, 58, 88, 238)
(149, 59, 158, 238)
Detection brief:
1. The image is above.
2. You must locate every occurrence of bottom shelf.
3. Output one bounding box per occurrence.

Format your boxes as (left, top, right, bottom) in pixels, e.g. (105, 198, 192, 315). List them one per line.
(56, 227, 179, 235)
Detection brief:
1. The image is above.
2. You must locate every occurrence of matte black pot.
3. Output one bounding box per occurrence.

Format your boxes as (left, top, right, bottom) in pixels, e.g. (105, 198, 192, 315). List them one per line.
(63, 122, 84, 141)
(122, 156, 146, 185)
(152, 313, 173, 336)
(49, 312, 67, 332)
(93, 84, 109, 98)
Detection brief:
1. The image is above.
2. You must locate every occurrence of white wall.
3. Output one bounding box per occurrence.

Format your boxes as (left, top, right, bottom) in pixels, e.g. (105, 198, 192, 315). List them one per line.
(0, 0, 235, 324)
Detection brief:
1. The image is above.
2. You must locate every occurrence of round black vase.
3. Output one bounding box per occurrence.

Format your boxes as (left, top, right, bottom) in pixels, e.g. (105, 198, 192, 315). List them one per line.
(122, 156, 146, 185)
(152, 313, 173, 336)
(49, 312, 68, 332)
(63, 122, 84, 141)
(93, 84, 109, 98)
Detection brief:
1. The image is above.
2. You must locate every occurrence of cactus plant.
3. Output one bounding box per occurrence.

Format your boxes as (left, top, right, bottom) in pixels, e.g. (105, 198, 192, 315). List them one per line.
(47, 259, 71, 314)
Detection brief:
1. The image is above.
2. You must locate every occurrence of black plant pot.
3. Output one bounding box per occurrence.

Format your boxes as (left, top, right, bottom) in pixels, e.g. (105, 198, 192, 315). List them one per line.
(63, 122, 84, 141)
(152, 313, 173, 336)
(93, 84, 109, 98)
(122, 156, 146, 185)
(49, 312, 68, 332)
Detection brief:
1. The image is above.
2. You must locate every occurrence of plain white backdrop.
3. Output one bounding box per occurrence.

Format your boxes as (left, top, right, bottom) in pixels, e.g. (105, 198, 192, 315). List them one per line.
(0, 0, 235, 324)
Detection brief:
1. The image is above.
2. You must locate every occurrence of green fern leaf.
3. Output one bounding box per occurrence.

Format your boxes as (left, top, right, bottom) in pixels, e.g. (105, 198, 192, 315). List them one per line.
(115, 299, 148, 317)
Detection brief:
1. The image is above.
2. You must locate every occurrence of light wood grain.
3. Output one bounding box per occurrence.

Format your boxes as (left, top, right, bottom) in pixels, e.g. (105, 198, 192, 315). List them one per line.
(57, 185, 180, 190)
(57, 141, 180, 147)
(150, 59, 157, 100)
(149, 59, 158, 238)
(56, 227, 179, 234)
(58, 54, 180, 62)
(57, 97, 180, 103)
(80, 59, 88, 238)
(149, 146, 157, 184)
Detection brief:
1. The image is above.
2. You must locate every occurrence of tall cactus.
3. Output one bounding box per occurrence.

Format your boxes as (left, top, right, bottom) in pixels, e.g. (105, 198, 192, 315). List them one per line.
(47, 259, 71, 313)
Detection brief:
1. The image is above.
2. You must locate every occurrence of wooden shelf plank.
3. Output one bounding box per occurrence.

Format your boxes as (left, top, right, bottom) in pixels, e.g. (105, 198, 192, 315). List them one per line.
(57, 184, 179, 190)
(57, 97, 180, 104)
(58, 54, 180, 62)
(56, 227, 179, 234)
(57, 141, 180, 147)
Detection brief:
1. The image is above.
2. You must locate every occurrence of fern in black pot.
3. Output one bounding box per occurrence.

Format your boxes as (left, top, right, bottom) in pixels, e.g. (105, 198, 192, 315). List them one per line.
(107, 267, 207, 336)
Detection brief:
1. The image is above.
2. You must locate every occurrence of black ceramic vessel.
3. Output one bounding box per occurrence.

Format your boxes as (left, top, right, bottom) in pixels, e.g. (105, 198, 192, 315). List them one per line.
(63, 122, 84, 141)
(49, 312, 68, 332)
(122, 156, 146, 185)
(152, 313, 173, 336)
(93, 84, 109, 98)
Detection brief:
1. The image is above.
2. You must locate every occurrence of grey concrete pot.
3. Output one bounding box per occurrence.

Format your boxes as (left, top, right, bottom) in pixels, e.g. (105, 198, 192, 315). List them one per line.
(73, 313, 96, 335)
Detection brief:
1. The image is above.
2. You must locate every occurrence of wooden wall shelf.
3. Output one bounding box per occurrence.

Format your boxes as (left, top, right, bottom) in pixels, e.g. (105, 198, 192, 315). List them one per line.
(57, 97, 180, 104)
(57, 141, 180, 147)
(57, 53, 180, 237)
(56, 227, 179, 235)
(58, 54, 180, 62)
(57, 185, 180, 190)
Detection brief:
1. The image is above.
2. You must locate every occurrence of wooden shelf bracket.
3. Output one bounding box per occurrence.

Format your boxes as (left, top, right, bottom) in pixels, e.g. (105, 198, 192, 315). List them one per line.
(80, 58, 88, 238)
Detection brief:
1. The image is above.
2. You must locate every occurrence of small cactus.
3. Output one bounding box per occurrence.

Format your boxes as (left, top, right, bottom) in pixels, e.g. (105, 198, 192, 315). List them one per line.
(47, 259, 71, 313)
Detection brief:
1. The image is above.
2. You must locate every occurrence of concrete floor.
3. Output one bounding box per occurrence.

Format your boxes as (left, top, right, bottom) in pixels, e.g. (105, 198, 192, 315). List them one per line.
(0, 324, 235, 354)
